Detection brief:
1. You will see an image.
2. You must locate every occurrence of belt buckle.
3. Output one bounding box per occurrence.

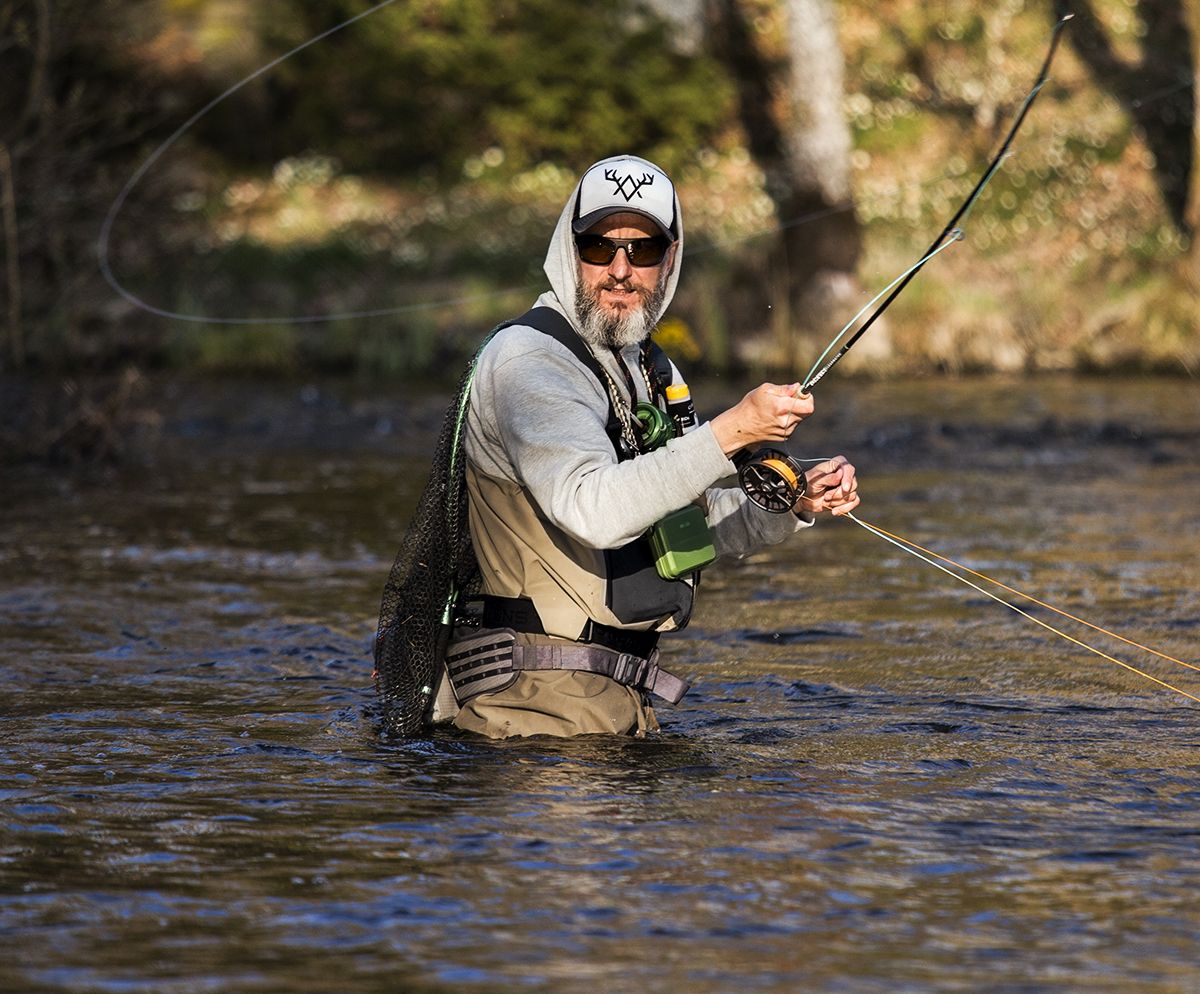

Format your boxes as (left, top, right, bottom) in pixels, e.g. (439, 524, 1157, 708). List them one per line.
(614, 653, 649, 687)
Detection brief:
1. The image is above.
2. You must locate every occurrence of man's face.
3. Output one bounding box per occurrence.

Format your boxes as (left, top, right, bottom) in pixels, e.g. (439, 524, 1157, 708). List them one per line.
(576, 212, 676, 323)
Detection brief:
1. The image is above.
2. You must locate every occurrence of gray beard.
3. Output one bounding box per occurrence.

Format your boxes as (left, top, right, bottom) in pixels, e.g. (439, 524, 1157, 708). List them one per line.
(574, 274, 668, 350)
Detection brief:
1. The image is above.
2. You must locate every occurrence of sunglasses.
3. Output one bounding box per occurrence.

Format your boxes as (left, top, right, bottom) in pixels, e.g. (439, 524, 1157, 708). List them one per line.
(575, 234, 671, 267)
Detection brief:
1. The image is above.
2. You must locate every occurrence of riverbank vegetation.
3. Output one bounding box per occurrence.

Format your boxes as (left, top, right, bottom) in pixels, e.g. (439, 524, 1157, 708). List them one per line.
(2, 0, 1196, 402)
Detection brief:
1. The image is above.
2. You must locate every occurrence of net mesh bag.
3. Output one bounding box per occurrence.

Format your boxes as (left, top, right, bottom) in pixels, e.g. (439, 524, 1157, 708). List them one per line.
(374, 354, 483, 736)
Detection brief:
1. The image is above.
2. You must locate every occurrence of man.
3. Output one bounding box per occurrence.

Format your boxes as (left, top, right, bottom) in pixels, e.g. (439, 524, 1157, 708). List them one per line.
(392, 153, 859, 739)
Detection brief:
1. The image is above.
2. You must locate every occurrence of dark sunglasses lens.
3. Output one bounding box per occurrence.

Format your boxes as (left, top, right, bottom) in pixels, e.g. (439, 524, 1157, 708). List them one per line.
(627, 238, 669, 266)
(575, 235, 616, 265)
(576, 235, 669, 266)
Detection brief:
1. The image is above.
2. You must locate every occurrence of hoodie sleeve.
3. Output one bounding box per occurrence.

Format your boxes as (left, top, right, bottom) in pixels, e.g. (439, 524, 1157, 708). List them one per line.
(705, 485, 811, 559)
(467, 326, 734, 550)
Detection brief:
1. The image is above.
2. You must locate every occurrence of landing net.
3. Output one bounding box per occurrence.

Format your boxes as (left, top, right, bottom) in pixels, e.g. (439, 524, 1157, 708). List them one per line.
(374, 357, 482, 736)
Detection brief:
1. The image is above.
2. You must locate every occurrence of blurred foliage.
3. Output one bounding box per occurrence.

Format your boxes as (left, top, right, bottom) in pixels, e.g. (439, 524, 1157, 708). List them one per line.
(1, 0, 172, 370)
(3, 0, 1197, 384)
(839, 0, 1196, 375)
(176, 0, 732, 181)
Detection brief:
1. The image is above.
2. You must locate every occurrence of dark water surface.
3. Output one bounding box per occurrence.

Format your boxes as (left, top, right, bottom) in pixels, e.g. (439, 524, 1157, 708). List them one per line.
(3, 376, 1199, 993)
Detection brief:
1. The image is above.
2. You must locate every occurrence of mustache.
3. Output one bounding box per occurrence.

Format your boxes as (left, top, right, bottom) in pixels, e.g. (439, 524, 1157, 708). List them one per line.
(598, 278, 648, 297)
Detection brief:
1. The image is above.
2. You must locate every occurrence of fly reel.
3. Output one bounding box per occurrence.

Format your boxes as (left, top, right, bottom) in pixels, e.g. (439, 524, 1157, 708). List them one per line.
(737, 448, 807, 514)
(635, 401, 674, 452)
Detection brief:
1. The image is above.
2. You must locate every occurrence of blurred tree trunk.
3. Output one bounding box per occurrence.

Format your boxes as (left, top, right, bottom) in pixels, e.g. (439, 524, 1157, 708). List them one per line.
(1, 0, 51, 370)
(1066, 0, 1196, 280)
(1, 0, 167, 369)
(1188, 0, 1199, 284)
(706, 0, 881, 373)
(1, 142, 22, 368)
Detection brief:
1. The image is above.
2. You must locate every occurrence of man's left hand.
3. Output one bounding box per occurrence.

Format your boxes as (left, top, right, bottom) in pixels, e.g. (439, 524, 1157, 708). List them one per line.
(797, 455, 860, 517)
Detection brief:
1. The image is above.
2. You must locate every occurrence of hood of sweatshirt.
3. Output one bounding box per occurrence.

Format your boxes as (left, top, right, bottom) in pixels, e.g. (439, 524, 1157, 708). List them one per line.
(541, 154, 684, 332)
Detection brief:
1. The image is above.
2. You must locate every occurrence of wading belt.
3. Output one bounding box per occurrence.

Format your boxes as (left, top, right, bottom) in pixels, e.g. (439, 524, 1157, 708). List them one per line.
(444, 596, 689, 705)
(482, 595, 659, 657)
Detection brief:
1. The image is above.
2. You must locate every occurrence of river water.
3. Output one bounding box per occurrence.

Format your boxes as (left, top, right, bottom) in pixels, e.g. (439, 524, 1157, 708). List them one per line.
(2, 375, 1198, 993)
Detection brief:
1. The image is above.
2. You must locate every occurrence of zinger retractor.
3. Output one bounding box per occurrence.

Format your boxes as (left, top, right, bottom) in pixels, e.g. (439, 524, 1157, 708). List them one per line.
(635, 401, 674, 452)
(737, 449, 807, 514)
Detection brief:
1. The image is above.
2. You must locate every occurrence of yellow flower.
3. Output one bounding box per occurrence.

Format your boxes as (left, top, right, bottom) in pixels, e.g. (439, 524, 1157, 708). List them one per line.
(653, 318, 702, 362)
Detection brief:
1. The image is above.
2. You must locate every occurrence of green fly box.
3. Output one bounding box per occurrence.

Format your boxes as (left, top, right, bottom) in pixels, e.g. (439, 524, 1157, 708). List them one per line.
(649, 504, 716, 580)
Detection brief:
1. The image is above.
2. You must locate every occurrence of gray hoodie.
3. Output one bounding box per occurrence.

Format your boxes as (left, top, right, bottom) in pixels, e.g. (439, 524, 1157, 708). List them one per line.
(464, 155, 806, 636)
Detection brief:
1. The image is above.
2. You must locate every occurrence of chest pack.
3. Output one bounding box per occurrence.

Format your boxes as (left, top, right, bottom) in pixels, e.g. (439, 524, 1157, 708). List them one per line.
(511, 307, 714, 602)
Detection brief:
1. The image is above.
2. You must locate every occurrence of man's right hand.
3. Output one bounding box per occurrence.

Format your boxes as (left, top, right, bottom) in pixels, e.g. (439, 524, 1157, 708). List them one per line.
(710, 383, 814, 456)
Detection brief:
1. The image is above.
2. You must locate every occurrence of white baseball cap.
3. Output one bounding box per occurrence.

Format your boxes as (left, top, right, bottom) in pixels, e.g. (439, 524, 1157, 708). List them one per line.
(571, 155, 677, 238)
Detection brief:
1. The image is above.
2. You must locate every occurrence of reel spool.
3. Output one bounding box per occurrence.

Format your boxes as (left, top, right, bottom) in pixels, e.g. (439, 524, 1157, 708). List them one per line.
(635, 401, 674, 452)
(737, 449, 807, 514)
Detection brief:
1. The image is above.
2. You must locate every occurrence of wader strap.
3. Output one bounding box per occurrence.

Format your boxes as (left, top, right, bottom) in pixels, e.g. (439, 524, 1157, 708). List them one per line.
(511, 306, 631, 459)
(445, 627, 690, 705)
(643, 339, 674, 405)
(514, 644, 689, 706)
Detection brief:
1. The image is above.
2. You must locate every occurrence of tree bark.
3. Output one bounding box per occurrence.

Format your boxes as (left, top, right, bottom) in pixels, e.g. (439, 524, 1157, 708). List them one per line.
(1067, 0, 1195, 239)
(0, 143, 22, 369)
(1187, 0, 1200, 284)
(707, 0, 877, 372)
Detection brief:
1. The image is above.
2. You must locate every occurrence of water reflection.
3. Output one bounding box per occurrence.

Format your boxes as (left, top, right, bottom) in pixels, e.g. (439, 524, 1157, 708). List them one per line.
(1, 376, 1198, 992)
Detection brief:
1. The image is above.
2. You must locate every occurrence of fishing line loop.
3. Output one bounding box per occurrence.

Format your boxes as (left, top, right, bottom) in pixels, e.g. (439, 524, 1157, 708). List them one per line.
(97, 10, 1090, 331)
(95, 0, 482, 326)
(95, 4, 867, 327)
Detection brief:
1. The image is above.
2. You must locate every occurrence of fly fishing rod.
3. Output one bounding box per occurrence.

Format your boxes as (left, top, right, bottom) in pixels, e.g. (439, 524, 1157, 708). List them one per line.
(738, 14, 1074, 514)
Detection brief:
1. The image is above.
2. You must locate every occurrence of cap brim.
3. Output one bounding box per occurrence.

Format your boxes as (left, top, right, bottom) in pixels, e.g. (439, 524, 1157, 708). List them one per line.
(571, 206, 674, 239)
